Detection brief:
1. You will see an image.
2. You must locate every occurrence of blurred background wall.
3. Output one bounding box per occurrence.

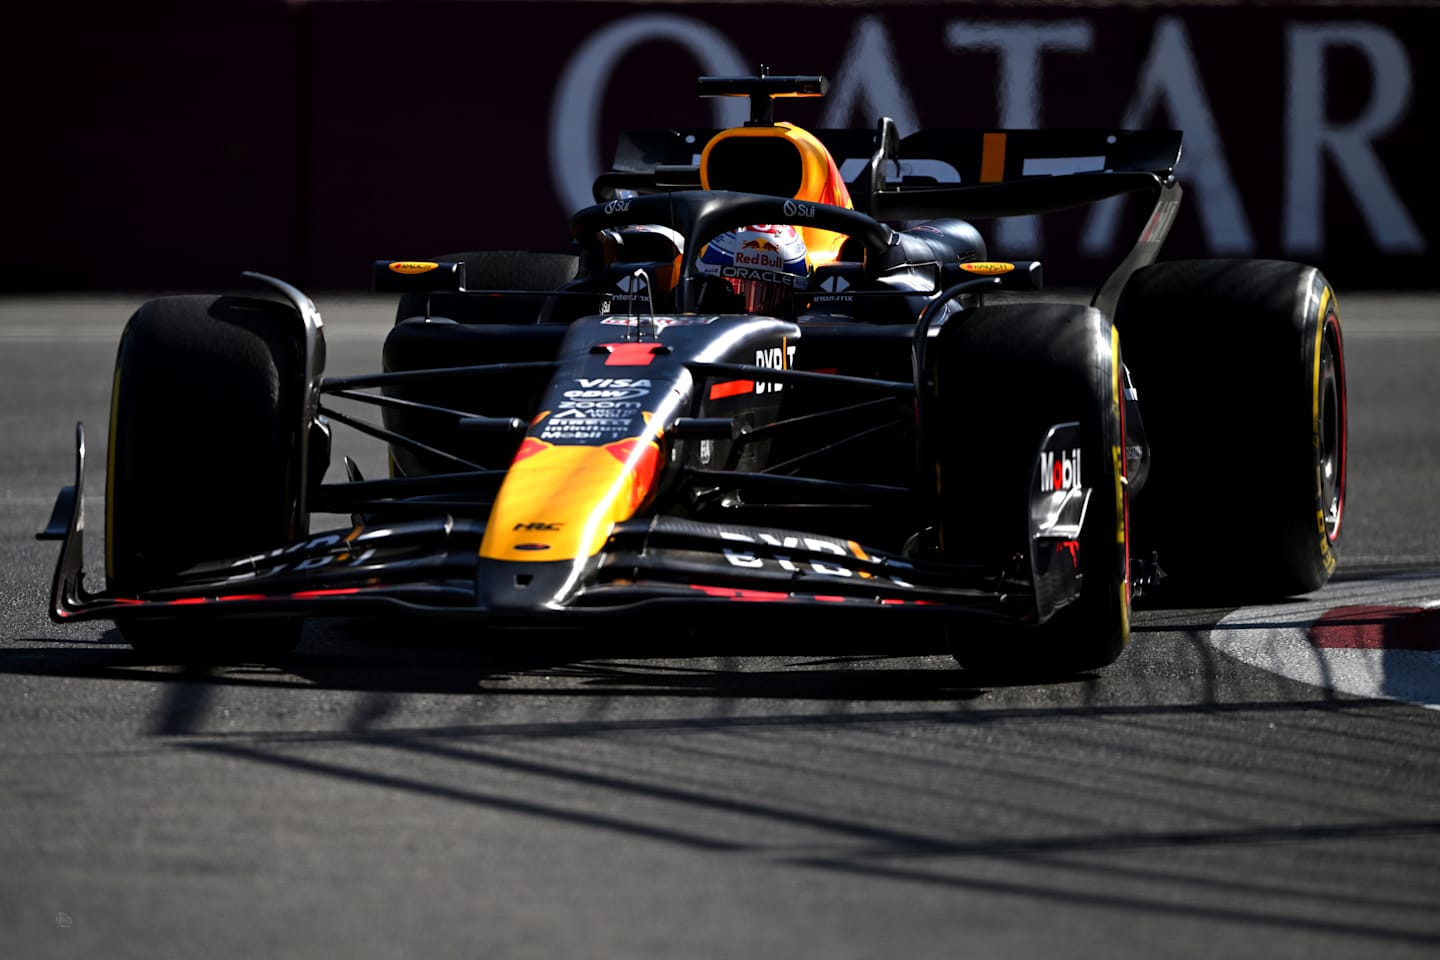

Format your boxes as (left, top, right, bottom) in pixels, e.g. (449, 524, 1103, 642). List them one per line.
(6, 0, 1434, 291)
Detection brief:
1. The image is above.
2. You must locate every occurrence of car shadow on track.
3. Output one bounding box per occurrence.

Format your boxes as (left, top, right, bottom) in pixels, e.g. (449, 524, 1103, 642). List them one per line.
(0, 596, 1256, 708)
(0, 615, 1136, 702)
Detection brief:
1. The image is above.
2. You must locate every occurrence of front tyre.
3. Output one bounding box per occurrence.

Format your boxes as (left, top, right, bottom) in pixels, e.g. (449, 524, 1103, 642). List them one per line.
(106, 295, 312, 661)
(927, 303, 1130, 676)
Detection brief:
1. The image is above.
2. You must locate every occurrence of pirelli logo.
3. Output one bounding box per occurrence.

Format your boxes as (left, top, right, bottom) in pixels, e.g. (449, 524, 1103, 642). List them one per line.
(959, 261, 1016, 275)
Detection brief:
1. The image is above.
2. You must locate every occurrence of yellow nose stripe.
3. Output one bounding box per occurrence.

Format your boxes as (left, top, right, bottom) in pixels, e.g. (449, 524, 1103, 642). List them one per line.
(479, 441, 660, 561)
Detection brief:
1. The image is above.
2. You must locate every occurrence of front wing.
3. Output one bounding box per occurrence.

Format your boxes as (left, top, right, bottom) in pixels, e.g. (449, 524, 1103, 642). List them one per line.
(39, 425, 1085, 631)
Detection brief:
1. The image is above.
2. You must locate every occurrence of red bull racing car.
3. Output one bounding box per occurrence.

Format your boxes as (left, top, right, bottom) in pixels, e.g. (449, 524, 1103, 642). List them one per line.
(38, 72, 1347, 673)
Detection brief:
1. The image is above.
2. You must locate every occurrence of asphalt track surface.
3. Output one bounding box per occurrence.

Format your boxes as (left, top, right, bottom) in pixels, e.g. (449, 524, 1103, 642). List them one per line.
(2, 292, 1438, 959)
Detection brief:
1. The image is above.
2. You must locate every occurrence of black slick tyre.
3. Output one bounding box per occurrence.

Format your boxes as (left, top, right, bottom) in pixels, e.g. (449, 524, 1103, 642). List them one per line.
(106, 295, 310, 661)
(1114, 260, 1345, 599)
(927, 303, 1130, 676)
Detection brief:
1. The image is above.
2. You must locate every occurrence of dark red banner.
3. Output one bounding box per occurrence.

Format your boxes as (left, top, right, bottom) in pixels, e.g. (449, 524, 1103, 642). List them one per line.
(6, 1, 1435, 290)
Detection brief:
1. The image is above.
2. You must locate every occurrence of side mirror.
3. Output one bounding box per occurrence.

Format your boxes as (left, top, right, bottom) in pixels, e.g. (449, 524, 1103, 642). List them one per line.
(371, 260, 466, 293)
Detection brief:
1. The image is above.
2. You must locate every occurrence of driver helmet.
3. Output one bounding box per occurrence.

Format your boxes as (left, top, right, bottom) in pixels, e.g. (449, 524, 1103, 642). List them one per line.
(698, 224, 809, 314)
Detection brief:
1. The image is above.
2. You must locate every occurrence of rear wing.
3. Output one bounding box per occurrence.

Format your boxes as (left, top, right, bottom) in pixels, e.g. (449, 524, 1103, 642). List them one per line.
(595, 123, 1183, 315)
(597, 126, 1183, 220)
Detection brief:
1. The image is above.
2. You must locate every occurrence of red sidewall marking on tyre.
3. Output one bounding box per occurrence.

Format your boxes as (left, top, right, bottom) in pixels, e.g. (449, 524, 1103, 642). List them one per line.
(1210, 575, 1440, 711)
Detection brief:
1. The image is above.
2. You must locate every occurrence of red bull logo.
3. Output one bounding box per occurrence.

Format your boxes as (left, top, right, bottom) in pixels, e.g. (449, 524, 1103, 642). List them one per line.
(741, 238, 779, 253)
(735, 246, 783, 268)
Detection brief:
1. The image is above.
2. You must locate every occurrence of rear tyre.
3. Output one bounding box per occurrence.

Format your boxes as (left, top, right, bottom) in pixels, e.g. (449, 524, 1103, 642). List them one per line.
(1115, 260, 1345, 599)
(106, 295, 311, 661)
(395, 250, 580, 324)
(928, 303, 1130, 676)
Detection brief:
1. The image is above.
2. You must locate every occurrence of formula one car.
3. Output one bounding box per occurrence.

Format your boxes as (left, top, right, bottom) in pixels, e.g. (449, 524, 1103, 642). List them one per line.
(38, 72, 1346, 673)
